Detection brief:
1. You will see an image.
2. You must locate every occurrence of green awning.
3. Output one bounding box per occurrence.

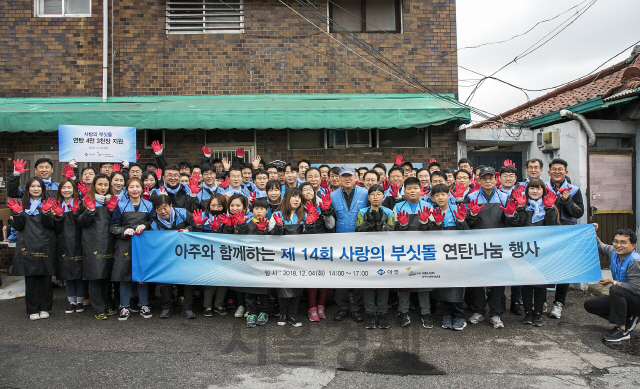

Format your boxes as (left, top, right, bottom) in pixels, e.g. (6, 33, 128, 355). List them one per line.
(0, 94, 470, 132)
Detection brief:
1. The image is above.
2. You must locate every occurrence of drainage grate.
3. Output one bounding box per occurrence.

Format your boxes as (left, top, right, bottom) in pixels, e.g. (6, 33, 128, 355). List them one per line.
(602, 333, 640, 356)
(340, 350, 445, 376)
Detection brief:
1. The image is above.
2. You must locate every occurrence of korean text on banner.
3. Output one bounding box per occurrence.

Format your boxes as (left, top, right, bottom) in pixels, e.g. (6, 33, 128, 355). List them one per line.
(58, 124, 136, 162)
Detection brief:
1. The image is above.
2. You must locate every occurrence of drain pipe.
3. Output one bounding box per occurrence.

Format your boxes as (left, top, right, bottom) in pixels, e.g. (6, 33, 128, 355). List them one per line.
(559, 109, 596, 146)
(102, 0, 108, 102)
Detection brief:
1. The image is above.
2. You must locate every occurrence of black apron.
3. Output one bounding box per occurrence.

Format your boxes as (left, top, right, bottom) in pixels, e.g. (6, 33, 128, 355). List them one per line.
(56, 211, 83, 280)
(112, 209, 150, 282)
(12, 211, 57, 277)
(81, 206, 115, 280)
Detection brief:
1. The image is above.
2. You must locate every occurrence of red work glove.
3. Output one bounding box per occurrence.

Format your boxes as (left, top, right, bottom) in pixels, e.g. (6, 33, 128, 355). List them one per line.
(454, 203, 467, 221)
(155, 169, 162, 181)
(511, 185, 526, 207)
(469, 179, 480, 193)
(432, 207, 445, 223)
(249, 191, 256, 205)
(69, 159, 77, 168)
(320, 190, 332, 210)
(468, 199, 485, 215)
(273, 213, 283, 226)
(451, 182, 466, 200)
(7, 199, 23, 213)
(52, 201, 64, 216)
(192, 210, 206, 225)
(504, 159, 514, 167)
(420, 184, 429, 197)
(62, 165, 75, 179)
(429, 158, 437, 164)
(320, 178, 330, 190)
(83, 195, 96, 211)
(390, 183, 400, 199)
(304, 201, 315, 214)
(121, 161, 129, 169)
(236, 147, 245, 158)
(382, 178, 390, 192)
(418, 206, 432, 224)
(188, 176, 201, 194)
(143, 186, 151, 200)
(218, 214, 232, 227)
(394, 155, 404, 165)
(77, 182, 89, 196)
(396, 210, 409, 226)
(254, 216, 269, 231)
(112, 164, 121, 173)
(106, 196, 119, 211)
(306, 206, 320, 225)
(500, 199, 518, 216)
(13, 159, 29, 175)
(219, 177, 230, 189)
(208, 217, 221, 231)
(202, 145, 212, 157)
(558, 187, 569, 194)
(544, 191, 558, 208)
(151, 140, 163, 155)
(70, 200, 80, 213)
(41, 198, 56, 212)
(136, 150, 140, 161)
(495, 172, 501, 188)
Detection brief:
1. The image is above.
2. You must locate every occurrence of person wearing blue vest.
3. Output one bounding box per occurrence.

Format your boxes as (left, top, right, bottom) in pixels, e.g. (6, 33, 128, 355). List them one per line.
(546, 158, 585, 320)
(584, 225, 640, 342)
(331, 165, 368, 322)
(9, 157, 60, 199)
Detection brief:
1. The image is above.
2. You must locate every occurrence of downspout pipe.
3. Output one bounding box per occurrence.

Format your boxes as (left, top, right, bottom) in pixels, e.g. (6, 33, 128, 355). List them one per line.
(102, 0, 108, 102)
(559, 109, 596, 147)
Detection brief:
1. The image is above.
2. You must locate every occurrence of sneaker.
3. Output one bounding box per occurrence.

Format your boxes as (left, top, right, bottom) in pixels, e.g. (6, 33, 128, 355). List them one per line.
(182, 310, 196, 319)
(549, 302, 563, 319)
(140, 305, 153, 319)
(83, 298, 91, 306)
(65, 302, 76, 314)
(308, 308, 320, 322)
(257, 312, 269, 326)
(39, 311, 49, 319)
(442, 315, 453, 329)
(234, 305, 246, 318)
(106, 308, 118, 316)
(334, 310, 348, 321)
(129, 305, 140, 313)
(510, 301, 524, 315)
(246, 314, 258, 328)
(317, 305, 325, 319)
(94, 313, 107, 320)
(421, 314, 434, 329)
(277, 313, 287, 326)
(118, 307, 130, 321)
(452, 317, 467, 331)
(625, 315, 639, 333)
(203, 308, 213, 317)
(522, 311, 533, 325)
(76, 303, 85, 313)
(378, 314, 390, 329)
(365, 314, 376, 329)
(287, 316, 302, 327)
(271, 305, 280, 317)
(244, 311, 249, 318)
(29, 313, 40, 321)
(607, 326, 621, 336)
(490, 316, 504, 329)
(532, 312, 543, 327)
(159, 310, 171, 319)
(398, 312, 410, 327)
(542, 302, 548, 313)
(213, 306, 228, 316)
(604, 327, 631, 342)
(469, 313, 484, 324)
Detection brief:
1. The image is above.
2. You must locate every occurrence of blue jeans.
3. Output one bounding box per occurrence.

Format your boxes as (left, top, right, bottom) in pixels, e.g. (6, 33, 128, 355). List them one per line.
(119, 281, 149, 308)
(65, 279, 86, 303)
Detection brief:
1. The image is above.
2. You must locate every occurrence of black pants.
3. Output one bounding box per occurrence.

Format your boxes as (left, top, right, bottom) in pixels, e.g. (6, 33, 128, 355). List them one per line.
(470, 286, 505, 317)
(159, 284, 175, 311)
(522, 285, 547, 313)
(441, 301, 465, 319)
(334, 289, 363, 312)
(584, 285, 640, 326)
(88, 278, 111, 315)
(278, 296, 300, 317)
(554, 283, 569, 305)
(181, 285, 194, 312)
(246, 293, 269, 315)
(24, 275, 53, 314)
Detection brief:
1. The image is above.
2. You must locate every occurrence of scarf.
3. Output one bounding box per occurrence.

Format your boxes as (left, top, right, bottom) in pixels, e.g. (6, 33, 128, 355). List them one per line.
(94, 194, 110, 206)
(156, 208, 175, 230)
(42, 177, 52, 189)
(25, 198, 41, 216)
(526, 198, 546, 224)
(62, 199, 77, 213)
(163, 183, 190, 196)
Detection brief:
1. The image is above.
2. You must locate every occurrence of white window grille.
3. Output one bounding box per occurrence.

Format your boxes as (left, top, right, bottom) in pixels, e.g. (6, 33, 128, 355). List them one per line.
(35, 0, 91, 17)
(166, 0, 244, 35)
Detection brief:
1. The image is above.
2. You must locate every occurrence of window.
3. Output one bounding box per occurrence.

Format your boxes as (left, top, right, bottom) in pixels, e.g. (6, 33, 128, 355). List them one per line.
(289, 128, 426, 149)
(329, 0, 401, 33)
(166, 0, 244, 35)
(205, 129, 255, 144)
(289, 129, 326, 150)
(378, 127, 428, 148)
(327, 130, 372, 148)
(144, 130, 165, 150)
(36, 0, 91, 17)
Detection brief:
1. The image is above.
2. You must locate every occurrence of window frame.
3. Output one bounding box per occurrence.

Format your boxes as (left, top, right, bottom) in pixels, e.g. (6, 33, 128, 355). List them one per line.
(377, 127, 429, 148)
(287, 127, 428, 150)
(144, 129, 166, 150)
(166, 0, 245, 35)
(328, 0, 402, 34)
(35, 0, 92, 18)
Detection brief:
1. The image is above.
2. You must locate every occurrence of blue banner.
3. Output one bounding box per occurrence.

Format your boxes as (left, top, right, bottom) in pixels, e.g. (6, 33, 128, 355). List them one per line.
(58, 124, 136, 162)
(132, 225, 602, 288)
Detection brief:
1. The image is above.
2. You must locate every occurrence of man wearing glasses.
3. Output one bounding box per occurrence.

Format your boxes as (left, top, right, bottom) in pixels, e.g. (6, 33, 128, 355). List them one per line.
(545, 158, 585, 320)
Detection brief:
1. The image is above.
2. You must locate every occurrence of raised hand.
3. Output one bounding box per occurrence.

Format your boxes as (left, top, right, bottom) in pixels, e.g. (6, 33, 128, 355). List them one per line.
(304, 201, 316, 214)
(420, 184, 429, 197)
(155, 169, 162, 181)
(13, 159, 29, 175)
(544, 191, 558, 208)
(121, 161, 129, 169)
(418, 206, 432, 223)
(500, 199, 518, 216)
(232, 210, 248, 226)
(136, 150, 140, 161)
(396, 210, 409, 226)
(432, 207, 445, 223)
(218, 214, 232, 226)
(251, 155, 261, 170)
(382, 178, 390, 192)
(106, 196, 119, 211)
(249, 191, 256, 204)
(511, 185, 526, 206)
(306, 205, 320, 224)
(320, 190, 332, 210)
(83, 195, 96, 210)
(208, 217, 221, 231)
(62, 165, 75, 179)
(41, 198, 56, 212)
(70, 200, 80, 213)
(222, 157, 231, 171)
(151, 140, 163, 155)
(7, 199, 23, 213)
(451, 182, 466, 199)
(77, 182, 89, 196)
(202, 145, 212, 157)
(390, 183, 400, 199)
(112, 163, 121, 173)
(454, 203, 467, 221)
(219, 177, 230, 189)
(320, 178, 330, 190)
(429, 158, 437, 164)
(504, 159, 515, 167)
(255, 216, 269, 231)
(468, 199, 485, 215)
(52, 202, 64, 216)
(143, 186, 151, 201)
(188, 176, 201, 194)
(273, 213, 283, 226)
(192, 210, 206, 225)
(236, 147, 245, 158)
(495, 172, 501, 187)
(68, 159, 77, 168)
(394, 155, 404, 165)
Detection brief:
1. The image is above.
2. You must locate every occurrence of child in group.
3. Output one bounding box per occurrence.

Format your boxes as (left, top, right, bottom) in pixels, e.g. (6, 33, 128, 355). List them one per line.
(8, 178, 57, 320)
(356, 184, 395, 329)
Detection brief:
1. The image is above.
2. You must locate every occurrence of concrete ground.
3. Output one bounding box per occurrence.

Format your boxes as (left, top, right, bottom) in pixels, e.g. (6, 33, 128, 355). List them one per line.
(0, 286, 639, 388)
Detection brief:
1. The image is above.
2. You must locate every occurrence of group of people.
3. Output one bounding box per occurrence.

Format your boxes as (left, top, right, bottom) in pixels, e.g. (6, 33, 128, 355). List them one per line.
(6, 142, 639, 341)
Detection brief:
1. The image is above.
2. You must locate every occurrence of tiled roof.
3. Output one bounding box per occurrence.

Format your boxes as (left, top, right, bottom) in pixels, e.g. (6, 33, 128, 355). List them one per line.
(470, 54, 640, 129)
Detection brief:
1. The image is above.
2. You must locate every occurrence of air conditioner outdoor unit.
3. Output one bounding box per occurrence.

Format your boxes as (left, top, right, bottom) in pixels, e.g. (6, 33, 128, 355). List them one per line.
(541, 130, 560, 150)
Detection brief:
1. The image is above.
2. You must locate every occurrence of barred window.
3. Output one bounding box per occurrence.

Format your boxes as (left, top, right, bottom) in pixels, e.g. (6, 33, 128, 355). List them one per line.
(166, 0, 244, 35)
(36, 0, 91, 17)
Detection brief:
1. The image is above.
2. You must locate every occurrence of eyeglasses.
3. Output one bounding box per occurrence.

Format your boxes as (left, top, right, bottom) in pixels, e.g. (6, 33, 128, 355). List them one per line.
(369, 192, 383, 197)
(165, 173, 180, 178)
(613, 240, 630, 245)
(526, 166, 541, 170)
(550, 168, 565, 173)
